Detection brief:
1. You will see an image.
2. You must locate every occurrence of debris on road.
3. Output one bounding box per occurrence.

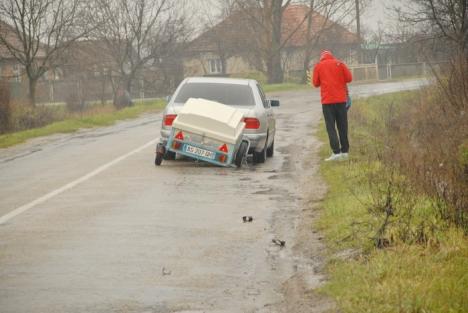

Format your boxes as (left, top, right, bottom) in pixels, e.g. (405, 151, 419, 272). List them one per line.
(161, 267, 172, 276)
(272, 239, 286, 247)
(242, 216, 253, 223)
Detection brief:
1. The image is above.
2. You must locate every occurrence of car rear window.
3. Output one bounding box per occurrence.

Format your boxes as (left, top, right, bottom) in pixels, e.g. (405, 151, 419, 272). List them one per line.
(174, 82, 255, 106)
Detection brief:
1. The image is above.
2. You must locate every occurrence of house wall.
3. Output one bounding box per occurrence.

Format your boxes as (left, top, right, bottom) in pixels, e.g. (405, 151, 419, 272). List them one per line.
(185, 44, 358, 81)
(184, 53, 253, 77)
(184, 52, 216, 76)
(0, 61, 25, 82)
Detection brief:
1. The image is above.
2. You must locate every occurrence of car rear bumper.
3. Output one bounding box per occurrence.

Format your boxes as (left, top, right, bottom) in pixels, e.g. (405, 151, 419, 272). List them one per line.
(160, 128, 267, 152)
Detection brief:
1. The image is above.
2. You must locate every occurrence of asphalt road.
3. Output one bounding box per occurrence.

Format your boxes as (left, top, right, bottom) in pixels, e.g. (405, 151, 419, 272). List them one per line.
(0, 79, 428, 313)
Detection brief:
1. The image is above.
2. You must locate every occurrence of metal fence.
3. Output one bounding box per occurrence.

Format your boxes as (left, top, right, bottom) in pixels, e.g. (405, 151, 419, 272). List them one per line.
(349, 62, 449, 81)
(7, 62, 450, 103)
(7, 77, 170, 105)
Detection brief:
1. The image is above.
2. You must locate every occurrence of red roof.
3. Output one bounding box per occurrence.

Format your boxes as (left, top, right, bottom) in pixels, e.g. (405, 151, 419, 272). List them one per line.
(0, 20, 46, 59)
(282, 5, 359, 47)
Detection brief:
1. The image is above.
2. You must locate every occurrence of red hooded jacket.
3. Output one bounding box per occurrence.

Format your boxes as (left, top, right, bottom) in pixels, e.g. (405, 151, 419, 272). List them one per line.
(312, 51, 352, 104)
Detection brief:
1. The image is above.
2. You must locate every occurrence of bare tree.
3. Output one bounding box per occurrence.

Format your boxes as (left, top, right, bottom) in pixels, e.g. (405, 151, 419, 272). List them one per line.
(394, 0, 467, 55)
(231, 0, 292, 83)
(300, 0, 360, 83)
(89, 0, 188, 99)
(394, 0, 467, 107)
(0, 0, 89, 106)
(195, 1, 231, 75)
(232, 0, 360, 83)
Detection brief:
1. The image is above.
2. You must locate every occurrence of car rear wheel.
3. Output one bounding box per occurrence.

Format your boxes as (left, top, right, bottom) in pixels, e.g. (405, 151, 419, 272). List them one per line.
(253, 137, 267, 164)
(267, 139, 274, 157)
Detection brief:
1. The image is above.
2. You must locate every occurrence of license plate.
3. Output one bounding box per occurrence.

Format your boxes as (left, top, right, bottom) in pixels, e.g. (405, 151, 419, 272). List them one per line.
(184, 145, 216, 160)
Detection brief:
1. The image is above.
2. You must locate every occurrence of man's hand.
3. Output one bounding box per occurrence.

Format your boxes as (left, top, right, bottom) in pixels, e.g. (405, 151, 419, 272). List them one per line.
(346, 95, 352, 110)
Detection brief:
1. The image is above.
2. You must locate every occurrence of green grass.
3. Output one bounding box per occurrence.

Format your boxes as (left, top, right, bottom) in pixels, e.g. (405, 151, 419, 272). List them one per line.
(324, 236, 467, 313)
(316, 92, 468, 313)
(0, 99, 165, 148)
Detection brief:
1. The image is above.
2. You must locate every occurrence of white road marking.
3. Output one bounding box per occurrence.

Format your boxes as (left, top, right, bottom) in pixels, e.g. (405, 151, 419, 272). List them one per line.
(0, 138, 158, 225)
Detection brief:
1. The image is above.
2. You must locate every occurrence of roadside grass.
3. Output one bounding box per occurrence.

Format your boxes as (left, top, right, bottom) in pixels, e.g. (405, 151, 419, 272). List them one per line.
(316, 92, 468, 313)
(0, 99, 165, 148)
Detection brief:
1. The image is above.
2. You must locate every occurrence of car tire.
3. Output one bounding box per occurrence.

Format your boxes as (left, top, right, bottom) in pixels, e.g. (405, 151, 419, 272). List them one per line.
(267, 139, 274, 157)
(163, 150, 176, 160)
(155, 152, 163, 166)
(253, 137, 267, 164)
(235, 141, 248, 168)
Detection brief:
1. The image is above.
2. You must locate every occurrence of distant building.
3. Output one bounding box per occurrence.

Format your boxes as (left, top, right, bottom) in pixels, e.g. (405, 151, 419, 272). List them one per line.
(0, 20, 55, 83)
(62, 40, 184, 100)
(185, 5, 360, 78)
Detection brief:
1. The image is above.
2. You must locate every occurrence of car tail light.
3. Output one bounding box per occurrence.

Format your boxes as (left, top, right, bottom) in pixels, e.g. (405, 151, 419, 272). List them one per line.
(172, 141, 181, 150)
(164, 114, 177, 126)
(244, 117, 260, 129)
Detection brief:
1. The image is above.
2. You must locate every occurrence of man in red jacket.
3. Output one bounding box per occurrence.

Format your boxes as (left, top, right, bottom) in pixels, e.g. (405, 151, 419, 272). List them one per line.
(312, 50, 352, 161)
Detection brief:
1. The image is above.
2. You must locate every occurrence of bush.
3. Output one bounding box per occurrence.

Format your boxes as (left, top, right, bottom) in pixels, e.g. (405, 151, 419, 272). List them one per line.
(11, 104, 64, 131)
(349, 61, 468, 235)
(113, 89, 133, 110)
(390, 62, 468, 230)
(0, 81, 11, 133)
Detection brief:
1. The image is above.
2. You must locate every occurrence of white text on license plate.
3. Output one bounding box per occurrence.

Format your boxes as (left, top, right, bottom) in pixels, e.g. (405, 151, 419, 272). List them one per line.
(185, 145, 216, 159)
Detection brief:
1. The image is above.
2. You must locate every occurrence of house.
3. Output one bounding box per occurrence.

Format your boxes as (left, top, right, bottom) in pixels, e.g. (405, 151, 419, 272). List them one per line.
(59, 40, 118, 102)
(0, 20, 64, 102)
(0, 20, 58, 83)
(62, 39, 184, 100)
(184, 4, 360, 79)
(0, 21, 35, 83)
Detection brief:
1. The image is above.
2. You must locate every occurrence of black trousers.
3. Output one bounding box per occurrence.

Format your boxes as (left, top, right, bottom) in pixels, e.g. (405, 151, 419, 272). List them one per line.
(322, 103, 349, 154)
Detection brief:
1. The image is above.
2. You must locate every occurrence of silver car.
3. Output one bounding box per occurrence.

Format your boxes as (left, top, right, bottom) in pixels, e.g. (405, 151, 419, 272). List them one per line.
(159, 77, 279, 163)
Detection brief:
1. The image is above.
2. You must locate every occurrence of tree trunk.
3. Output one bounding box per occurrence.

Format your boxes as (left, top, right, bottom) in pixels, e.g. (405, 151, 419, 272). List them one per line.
(28, 78, 37, 107)
(301, 0, 315, 84)
(267, 0, 284, 84)
(125, 76, 133, 93)
(355, 0, 362, 63)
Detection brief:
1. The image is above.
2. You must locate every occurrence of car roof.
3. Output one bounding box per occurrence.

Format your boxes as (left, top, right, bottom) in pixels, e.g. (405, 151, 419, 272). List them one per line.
(184, 77, 256, 86)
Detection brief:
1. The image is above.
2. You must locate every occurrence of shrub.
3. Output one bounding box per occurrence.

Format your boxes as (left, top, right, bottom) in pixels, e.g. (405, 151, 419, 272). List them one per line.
(349, 59, 468, 236)
(392, 61, 468, 230)
(113, 89, 133, 110)
(11, 104, 63, 131)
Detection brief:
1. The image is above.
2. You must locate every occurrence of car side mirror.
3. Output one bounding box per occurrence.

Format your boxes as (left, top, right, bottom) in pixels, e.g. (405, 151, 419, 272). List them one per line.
(269, 99, 280, 107)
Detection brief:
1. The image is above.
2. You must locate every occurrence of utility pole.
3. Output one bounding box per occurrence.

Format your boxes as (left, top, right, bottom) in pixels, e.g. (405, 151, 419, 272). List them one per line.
(355, 0, 362, 63)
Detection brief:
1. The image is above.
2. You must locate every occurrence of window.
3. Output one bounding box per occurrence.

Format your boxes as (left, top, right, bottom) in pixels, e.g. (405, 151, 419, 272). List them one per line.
(256, 83, 269, 108)
(174, 82, 255, 106)
(209, 59, 223, 74)
(14, 64, 21, 82)
(93, 65, 100, 77)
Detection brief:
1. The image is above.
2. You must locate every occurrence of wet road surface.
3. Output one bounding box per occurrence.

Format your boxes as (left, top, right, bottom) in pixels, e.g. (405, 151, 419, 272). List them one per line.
(0, 79, 427, 313)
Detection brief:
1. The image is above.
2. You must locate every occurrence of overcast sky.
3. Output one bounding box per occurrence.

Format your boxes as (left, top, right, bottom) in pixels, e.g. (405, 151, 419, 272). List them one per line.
(190, 0, 395, 35)
(361, 0, 393, 32)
